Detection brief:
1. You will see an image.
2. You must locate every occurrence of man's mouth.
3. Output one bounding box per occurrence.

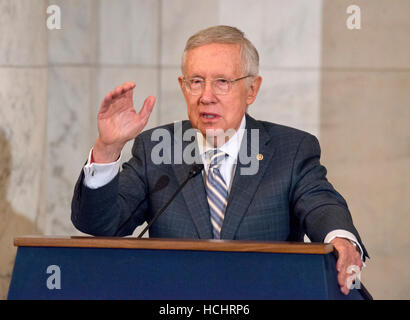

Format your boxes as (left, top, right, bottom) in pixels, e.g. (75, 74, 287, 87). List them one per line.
(200, 112, 220, 119)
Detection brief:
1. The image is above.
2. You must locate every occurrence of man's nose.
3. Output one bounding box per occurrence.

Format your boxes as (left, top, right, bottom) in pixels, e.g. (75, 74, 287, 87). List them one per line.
(199, 81, 217, 104)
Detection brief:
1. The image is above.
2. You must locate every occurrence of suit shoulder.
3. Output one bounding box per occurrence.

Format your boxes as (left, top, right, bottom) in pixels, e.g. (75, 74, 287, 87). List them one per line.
(257, 119, 317, 142)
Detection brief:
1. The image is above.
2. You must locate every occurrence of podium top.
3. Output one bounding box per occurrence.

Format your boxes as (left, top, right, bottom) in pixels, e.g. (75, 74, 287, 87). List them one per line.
(14, 236, 333, 254)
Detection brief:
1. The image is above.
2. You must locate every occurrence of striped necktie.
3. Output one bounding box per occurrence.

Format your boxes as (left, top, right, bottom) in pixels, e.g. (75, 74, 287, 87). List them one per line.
(205, 150, 228, 239)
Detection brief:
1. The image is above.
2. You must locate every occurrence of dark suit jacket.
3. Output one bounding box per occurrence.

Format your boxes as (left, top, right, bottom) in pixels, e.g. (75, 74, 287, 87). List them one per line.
(71, 114, 368, 258)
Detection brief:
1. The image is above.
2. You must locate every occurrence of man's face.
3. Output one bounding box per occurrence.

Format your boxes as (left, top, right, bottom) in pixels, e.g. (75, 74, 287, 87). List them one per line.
(179, 43, 261, 139)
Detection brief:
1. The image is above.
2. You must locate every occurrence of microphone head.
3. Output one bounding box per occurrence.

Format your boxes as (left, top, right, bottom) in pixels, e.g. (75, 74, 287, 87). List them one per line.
(188, 163, 204, 178)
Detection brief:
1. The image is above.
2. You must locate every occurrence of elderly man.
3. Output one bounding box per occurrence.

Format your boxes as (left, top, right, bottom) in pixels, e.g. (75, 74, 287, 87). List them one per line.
(71, 26, 368, 295)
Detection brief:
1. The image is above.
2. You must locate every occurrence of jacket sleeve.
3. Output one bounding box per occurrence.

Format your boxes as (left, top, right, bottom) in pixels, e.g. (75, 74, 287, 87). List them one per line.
(71, 136, 149, 236)
(289, 133, 369, 259)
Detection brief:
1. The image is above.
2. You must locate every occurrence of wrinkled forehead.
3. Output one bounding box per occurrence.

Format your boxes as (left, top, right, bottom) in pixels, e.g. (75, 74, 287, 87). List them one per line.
(183, 43, 243, 77)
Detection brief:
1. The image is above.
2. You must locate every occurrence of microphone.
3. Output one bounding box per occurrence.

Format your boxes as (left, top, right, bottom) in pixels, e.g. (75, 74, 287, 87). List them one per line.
(137, 163, 204, 238)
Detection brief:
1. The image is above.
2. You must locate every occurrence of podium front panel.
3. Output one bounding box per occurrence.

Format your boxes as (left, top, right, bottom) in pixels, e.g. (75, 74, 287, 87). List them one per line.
(8, 241, 363, 300)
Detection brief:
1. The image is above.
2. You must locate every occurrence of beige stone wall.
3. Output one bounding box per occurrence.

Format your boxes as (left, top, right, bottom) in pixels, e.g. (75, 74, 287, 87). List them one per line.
(0, 0, 408, 299)
(320, 0, 410, 299)
(0, 0, 48, 299)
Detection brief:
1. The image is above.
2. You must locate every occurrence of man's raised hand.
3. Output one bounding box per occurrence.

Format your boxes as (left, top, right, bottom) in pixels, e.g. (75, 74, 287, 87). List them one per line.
(93, 82, 155, 163)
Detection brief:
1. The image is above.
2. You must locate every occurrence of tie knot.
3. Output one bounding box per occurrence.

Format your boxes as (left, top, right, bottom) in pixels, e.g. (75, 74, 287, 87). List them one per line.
(208, 149, 226, 169)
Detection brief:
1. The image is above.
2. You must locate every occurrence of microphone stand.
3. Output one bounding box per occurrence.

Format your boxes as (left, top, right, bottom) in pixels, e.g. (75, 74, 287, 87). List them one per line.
(137, 163, 204, 239)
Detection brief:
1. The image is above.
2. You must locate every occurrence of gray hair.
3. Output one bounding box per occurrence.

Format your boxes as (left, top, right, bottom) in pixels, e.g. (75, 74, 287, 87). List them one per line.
(181, 25, 259, 77)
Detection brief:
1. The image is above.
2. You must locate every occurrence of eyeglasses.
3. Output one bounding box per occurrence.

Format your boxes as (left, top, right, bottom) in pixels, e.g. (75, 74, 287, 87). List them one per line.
(182, 75, 253, 95)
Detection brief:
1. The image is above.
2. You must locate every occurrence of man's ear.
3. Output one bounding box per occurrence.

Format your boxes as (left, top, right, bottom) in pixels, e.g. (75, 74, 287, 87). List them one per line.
(246, 76, 262, 105)
(178, 76, 184, 90)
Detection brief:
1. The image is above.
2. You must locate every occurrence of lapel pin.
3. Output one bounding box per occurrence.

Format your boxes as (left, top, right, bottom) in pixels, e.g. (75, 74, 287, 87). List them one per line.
(257, 154, 263, 161)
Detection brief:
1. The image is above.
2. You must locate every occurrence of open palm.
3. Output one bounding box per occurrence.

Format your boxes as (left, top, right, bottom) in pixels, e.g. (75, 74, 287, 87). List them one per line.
(94, 82, 155, 162)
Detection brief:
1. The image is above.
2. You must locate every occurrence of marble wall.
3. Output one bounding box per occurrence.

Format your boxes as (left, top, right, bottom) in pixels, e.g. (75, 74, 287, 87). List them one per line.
(0, 0, 408, 299)
(41, 0, 98, 235)
(320, 0, 410, 300)
(0, 0, 47, 298)
(219, 0, 323, 136)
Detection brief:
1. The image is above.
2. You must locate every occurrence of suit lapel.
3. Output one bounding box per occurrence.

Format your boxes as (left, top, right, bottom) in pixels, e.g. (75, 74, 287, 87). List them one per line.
(171, 121, 213, 239)
(221, 114, 276, 239)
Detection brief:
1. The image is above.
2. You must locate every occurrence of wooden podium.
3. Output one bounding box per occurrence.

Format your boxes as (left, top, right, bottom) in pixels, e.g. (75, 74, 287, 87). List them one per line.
(7, 236, 368, 300)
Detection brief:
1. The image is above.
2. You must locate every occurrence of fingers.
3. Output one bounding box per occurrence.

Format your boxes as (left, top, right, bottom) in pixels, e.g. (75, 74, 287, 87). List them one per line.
(338, 264, 361, 295)
(98, 82, 155, 135)
(336, 250, 349, 294)
(137, 96, 156, 126)
(102, 82, 136, 103)
(139, 96, 156, 117)
(99, 82, 136, 114)
(332, 238, 363, 295)
(113, 81, 135, 98)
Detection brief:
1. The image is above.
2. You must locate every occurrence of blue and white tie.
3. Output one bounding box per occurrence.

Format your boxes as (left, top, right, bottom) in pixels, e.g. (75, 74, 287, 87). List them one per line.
(205, 150, 228, 239)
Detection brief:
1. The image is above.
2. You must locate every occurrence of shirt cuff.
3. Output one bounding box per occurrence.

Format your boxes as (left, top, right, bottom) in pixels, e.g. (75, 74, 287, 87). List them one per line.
(83, 148, 121, 189)
(324, 229, 366, 264)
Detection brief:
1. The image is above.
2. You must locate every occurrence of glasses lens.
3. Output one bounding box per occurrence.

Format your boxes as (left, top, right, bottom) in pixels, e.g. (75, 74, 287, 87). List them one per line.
(184, 77, 235, 95)
(186, 78, 202, 95)
(213, 79, 229, 94)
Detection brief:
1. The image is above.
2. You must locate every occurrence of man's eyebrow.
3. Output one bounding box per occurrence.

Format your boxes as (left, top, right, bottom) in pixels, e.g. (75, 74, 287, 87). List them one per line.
(188, 74, 230, 79)
(214, 73, 229, 79)
(188, 74, 204, 79)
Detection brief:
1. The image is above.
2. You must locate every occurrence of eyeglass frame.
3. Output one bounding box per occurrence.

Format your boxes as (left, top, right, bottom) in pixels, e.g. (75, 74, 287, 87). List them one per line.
(182, 75, 254, 95)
